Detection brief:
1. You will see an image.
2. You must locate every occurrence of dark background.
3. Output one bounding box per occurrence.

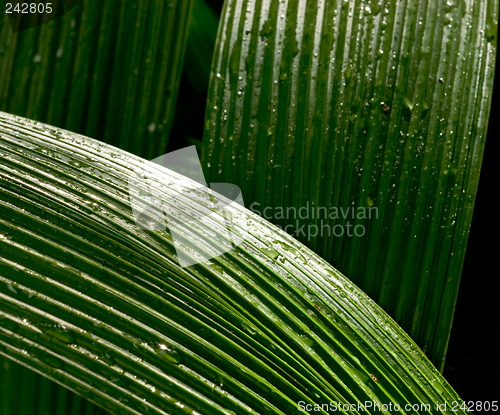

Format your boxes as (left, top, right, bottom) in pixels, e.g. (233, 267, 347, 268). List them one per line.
(442, 52, 500, 403)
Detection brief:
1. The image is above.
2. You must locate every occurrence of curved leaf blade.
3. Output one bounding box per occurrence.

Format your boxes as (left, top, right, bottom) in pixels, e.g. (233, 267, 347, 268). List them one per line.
(0, 112, 470, 414)
(201, 0, 498, 370)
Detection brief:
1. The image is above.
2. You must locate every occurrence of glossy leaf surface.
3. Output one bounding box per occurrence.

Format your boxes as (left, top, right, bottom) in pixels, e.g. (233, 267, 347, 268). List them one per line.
(201, 0, 498, 370)
(0, 112, 469, 413)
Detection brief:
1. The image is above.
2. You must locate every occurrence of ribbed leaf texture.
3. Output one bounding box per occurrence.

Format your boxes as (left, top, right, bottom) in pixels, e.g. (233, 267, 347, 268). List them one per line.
(0, 0, 193, 159)
(1, 356, 108, 415)
(201, 0, 498, 371)
(0, 112, 472, 414)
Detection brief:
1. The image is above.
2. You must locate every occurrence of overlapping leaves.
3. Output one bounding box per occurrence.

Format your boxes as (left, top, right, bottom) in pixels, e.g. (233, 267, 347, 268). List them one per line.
(202, 0, 498, 370)
(0, 112, 469, 413)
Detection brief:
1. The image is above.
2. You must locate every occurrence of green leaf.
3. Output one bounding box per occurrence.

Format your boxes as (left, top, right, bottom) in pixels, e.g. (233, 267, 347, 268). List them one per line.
(0, 0, 194, 159)
(0, 3, 195, 409)
(0, 357, 108, 415)
(0, 112, 470, 414)
(201, 0, 498, 371)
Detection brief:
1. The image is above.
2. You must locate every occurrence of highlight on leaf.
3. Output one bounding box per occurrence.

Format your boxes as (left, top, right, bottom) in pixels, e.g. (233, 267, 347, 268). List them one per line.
(202, 0, 498, 371)
(0, 112, 471, 414)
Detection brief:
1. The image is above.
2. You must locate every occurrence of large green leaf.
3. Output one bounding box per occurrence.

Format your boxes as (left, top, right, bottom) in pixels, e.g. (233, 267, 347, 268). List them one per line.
(0, 112, 470, 413)
(201, 0, 498, 371)
(0, 2, 194, 410)
(0, 0, 194, 159)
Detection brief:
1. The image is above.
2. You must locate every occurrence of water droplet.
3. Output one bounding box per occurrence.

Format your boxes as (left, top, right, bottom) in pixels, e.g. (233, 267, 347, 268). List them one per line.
(4, 278, 18, 293)
(222, 209, 233, 221)
(155, 344, 184, 365)
(299, 335, 315, 348)
(44, 324, 75, 344)
(351, 355, 361, 366)
(260, 19, 273, 38)
(345, 66, 352, 82)
(432, 379, 445, 394)
(242, 322, 257, 335)
(261, 248, 279, 260)
(403, 97, 414, 111)
(485, 17, 497, 41)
